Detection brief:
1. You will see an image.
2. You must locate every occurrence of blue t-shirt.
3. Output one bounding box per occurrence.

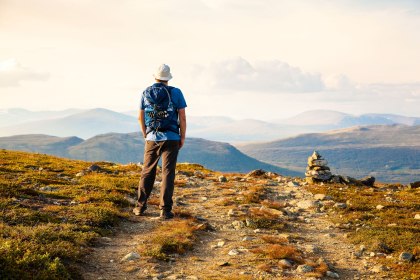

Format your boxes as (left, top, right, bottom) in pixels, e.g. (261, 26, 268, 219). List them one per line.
(140, 83, 187, 141)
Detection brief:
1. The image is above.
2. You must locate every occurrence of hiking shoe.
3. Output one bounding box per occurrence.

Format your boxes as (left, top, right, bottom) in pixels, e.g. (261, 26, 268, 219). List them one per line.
(159, 210, 174, 220)
(132, 206, 147, 216)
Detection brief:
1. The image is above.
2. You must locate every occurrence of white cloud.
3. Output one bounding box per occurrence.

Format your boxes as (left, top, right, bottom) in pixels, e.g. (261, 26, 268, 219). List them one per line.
(193, 57, 325, 93)
(358, 83, 420, 99)
(323, 74, 355, 91)
(0, 58, 49, 87)
(338, 0, 420, 13)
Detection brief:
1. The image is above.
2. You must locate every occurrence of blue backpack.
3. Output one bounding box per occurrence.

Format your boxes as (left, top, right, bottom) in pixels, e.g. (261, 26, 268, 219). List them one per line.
(144, 84, 179, 135)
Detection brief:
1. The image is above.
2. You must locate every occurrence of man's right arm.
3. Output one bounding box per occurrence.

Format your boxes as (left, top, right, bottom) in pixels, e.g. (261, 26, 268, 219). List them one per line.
(138, 109, 147, 138)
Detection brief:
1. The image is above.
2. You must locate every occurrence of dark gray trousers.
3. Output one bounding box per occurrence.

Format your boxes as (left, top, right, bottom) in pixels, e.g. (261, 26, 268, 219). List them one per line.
(137, 140, 179, 212)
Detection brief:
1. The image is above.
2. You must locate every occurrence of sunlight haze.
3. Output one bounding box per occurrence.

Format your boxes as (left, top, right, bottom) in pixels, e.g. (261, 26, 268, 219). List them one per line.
(1, 0, 419, 120)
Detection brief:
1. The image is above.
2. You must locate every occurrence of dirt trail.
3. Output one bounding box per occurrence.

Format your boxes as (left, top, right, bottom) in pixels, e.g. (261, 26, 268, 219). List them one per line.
(80, 216, 158, 280)
(78, 175, 379, 280)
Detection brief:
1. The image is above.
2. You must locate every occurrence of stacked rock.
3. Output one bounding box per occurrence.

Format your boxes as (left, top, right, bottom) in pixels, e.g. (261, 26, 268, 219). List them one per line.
(305, 151, 332, 184)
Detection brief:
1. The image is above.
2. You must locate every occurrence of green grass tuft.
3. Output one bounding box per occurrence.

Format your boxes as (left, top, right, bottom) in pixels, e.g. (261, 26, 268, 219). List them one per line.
(0, 150, 140, 278)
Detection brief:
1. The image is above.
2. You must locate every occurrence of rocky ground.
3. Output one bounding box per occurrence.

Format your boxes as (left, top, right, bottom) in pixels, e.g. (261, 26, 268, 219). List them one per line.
(77, 168, 404, 280)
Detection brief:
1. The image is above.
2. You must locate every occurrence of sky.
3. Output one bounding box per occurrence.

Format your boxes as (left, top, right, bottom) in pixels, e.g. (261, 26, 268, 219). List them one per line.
(1, 0, 420, 120)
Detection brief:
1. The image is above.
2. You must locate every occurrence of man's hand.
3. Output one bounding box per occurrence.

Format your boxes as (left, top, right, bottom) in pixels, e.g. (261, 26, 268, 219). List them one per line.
(179, 137, 185, 149)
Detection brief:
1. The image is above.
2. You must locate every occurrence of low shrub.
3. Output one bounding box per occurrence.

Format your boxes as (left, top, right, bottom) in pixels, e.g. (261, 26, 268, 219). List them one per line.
(139, 219, 204, 260)
(250, 244, 301, 261)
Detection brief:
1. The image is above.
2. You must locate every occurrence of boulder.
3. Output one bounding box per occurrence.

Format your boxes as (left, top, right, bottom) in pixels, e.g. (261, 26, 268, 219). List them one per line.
(371, 241, 393, 254)
(278, 259, 293, 268)
(297, 200, 318, 210)
(360, 176, 375, 187)
(372, 265, 388, 273)
(326, 271, 340, 279)
(259, 206, 284, 217)
(312, 173, 332, 181)
(232, 220, 245, 230)
(399, 252, 414, 262)
(121, 252, 140, 262)
(329, 175, 341, 183)
(408, 181, 420, 189)
(246, 169, 266, 177)
(228, 249, 240, 256)
(312, 166, 330, 171)
(287, 181, 300, 187)
(334, 203, 347, 209)
(296, 264, 314, 273)
(308, 159, 329, 167)
(341, 175, 360, 185)
(88, 164, 102, 172)
(218, 176, 227, 182)
(310, 150, 322, 160)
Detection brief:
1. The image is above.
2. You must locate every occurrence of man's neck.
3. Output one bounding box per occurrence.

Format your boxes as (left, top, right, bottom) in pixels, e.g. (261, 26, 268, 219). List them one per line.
(156, 80, 168, 86)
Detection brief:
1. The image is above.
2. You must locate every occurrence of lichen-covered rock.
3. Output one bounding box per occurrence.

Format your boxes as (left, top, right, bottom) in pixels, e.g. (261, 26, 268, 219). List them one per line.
(88, 164, 102, 172)
(326, 271, 340, 279)
(399, 252, 414, 262)
(218, 175, 227, 182)
(278, 259, 293, 268)
(334, 202, 347, 209)
(296, 264, 314, 273)
(121, 252, 140, 262)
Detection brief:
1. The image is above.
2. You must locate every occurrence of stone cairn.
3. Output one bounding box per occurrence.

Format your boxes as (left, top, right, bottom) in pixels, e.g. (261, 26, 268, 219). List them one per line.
(305, 151, 376, 186)
(305, 151, 332, 184)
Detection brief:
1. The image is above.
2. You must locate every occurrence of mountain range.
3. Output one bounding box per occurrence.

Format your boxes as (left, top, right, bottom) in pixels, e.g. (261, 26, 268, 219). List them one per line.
(1, 108, 418, 182)
(0, 133, 299, 176)
(0, 108, 138, 139)
(237, 124, 420, 183)
(1, 108, 419, 142)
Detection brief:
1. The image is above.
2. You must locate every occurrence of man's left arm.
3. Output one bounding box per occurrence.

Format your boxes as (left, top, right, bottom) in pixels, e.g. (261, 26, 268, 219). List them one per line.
(178, 108, 186, 149)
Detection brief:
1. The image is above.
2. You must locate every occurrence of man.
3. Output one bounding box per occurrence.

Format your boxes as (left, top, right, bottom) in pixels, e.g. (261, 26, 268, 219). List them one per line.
(133, 64, 187, 219)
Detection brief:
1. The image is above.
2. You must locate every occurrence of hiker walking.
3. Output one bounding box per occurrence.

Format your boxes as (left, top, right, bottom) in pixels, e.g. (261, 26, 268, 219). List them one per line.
(133, 64, 187, 219)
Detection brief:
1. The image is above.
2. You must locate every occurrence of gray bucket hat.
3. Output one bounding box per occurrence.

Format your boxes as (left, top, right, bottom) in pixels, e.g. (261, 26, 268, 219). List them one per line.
(153, 64, 173, 81)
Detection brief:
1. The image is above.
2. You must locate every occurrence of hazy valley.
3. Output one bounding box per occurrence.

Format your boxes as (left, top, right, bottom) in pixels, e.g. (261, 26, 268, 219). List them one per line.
(1, 108, 419, 183)
(1, 108, 419, 142)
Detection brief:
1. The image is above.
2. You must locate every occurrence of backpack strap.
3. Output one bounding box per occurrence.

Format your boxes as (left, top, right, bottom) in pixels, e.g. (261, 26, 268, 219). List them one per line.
(144, 85, 173, 109)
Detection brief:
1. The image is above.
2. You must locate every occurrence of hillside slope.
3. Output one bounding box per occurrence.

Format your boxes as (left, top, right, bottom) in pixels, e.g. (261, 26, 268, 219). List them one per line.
(237, 125, 420, 183)
(0, 134, 84, 157)
(1, 150, 418, 279)
(0, 133, 299, 176)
